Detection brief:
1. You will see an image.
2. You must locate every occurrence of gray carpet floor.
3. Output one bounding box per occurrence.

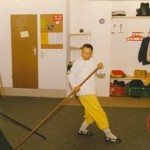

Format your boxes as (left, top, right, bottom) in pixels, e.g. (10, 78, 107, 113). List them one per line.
(0, 96, 150, 150)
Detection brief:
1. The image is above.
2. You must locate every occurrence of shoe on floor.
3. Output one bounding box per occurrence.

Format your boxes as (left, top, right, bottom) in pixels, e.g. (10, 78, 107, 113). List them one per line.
(78, 130, 93, 136)
(105, 137, 121, 143)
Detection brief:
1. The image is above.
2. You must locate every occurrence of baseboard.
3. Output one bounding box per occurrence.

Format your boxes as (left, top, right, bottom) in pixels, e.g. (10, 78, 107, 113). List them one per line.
(2, 87, 66, 98)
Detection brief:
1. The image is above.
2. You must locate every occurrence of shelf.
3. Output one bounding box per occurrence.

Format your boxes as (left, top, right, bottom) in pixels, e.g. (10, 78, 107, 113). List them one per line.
(70, 47, 81, 50)
(112, 16, 150, 20)
(110, 76, 146, 80)
(69, 32, 91, 36)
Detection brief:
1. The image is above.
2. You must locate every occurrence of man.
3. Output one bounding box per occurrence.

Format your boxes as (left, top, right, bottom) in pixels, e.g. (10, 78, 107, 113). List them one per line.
(68, 43, 121, 143)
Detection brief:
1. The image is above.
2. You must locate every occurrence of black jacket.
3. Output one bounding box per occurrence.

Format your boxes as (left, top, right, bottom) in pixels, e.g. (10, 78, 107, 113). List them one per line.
(138, 36, 150, 65)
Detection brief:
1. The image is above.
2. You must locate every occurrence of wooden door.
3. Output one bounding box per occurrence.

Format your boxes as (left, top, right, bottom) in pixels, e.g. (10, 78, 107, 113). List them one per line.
(11, 15, 38, 88)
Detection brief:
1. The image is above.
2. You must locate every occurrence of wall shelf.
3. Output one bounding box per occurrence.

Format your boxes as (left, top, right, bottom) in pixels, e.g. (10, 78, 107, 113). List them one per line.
(112, 16, 150, 20)
(69, 32, 91, 36)
(69, 33, 91, 53)
(70, 47, 81, 50)
(110, 76, 146, 80)
(110, 76, 150, 97)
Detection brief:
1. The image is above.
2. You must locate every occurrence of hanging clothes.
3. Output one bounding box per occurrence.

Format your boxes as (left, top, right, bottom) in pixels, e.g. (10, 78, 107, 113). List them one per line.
(147, 40, 150, 62)
(138, 36, 150, 65)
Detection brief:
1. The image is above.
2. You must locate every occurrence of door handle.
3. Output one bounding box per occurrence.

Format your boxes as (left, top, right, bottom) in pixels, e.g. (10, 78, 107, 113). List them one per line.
(33, 47, 37, 56)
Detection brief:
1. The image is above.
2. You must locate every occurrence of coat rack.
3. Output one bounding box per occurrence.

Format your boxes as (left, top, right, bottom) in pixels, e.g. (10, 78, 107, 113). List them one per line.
(126, 32, 144, 41)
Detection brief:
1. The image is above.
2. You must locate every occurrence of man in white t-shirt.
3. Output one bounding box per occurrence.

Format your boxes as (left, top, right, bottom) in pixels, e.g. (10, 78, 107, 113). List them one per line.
(69, 43, 121, 143)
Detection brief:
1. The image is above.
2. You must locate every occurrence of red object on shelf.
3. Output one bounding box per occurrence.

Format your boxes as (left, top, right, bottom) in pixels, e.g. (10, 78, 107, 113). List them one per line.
(110, 70, 126, 78)
(110, 83, 126, 96)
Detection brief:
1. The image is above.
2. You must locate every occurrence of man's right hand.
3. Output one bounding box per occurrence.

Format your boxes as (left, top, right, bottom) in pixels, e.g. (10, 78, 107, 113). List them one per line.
(73, 85, 80, 93)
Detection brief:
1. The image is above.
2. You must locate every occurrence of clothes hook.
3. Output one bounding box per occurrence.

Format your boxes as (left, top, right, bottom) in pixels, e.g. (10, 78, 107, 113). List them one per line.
(111, 24, 116, 34)
(118, 24, 123, 33)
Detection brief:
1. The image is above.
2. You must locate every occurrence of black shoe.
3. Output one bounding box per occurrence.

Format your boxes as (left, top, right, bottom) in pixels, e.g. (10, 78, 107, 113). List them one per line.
(105, 137, 121, 143)
(78, 130, 93, 136)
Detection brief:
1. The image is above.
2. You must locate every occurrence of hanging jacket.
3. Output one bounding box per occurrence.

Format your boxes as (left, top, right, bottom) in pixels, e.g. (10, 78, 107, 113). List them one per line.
(147, 40, 150, 62)
(138, 36, 150, 65)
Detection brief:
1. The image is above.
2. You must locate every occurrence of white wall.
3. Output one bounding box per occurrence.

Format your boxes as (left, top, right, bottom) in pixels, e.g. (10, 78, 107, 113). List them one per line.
(0, 0, 149, 97)
(0, 0, 67, 95)
(111, 1, 150, 75)
(69, 0, 112, 96)
(69, 0, 150, 97)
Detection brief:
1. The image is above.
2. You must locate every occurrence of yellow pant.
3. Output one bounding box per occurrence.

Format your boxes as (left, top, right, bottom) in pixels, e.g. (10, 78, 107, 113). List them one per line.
(79, 94, 109, 130)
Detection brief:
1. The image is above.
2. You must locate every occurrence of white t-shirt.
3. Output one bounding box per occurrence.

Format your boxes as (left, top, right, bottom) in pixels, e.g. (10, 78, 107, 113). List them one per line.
(68, 57, 105, 96)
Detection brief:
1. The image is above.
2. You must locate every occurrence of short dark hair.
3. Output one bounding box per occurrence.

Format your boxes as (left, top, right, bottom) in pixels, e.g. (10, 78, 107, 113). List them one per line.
(82, 44, 93, 52)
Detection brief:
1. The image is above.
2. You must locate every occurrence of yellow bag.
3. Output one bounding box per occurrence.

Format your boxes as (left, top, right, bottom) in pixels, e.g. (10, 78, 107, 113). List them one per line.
(145, 73, 150, 86)
(134, 69, 147, 78)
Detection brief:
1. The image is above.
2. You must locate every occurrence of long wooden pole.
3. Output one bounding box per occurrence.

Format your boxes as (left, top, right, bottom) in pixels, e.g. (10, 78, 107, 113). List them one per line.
(14, 67, 99, 150)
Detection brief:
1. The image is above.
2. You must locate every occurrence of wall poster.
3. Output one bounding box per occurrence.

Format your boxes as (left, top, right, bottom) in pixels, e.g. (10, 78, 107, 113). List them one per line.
(40, 14, 63, 49)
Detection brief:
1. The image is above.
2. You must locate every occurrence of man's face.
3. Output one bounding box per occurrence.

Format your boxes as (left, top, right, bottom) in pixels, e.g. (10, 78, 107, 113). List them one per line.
(81, 47, 93, 60)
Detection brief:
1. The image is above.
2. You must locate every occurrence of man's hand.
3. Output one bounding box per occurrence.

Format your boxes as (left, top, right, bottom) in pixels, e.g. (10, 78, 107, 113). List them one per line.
(73, 85, 80, 93)
(97, 63, 103, 69)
